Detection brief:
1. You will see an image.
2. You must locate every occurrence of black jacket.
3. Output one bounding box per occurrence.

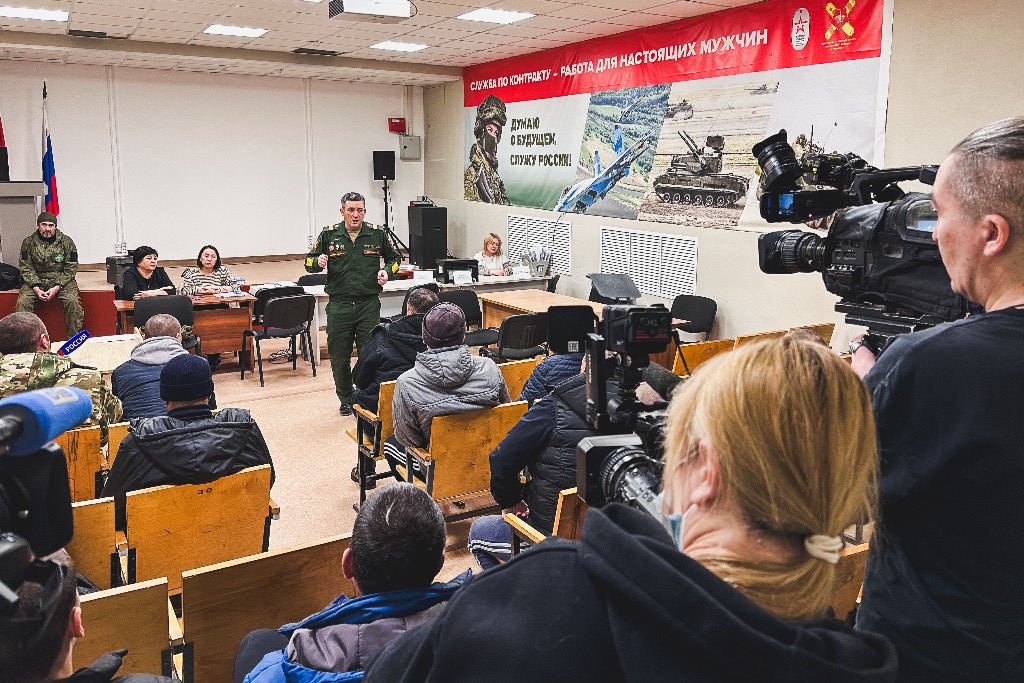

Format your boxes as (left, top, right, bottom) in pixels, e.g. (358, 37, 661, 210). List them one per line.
(101, 406, 274, 528)
(367, 505, 898, 683)
(488, 374, 609, 534)
(119, 267, 176, 300)
(352, 314, 426, 412)
(60, 651, 173, 682)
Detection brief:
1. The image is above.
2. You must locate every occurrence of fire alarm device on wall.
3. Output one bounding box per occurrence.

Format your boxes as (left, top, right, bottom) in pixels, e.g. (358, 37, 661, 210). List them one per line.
(388, 117, 407, 134)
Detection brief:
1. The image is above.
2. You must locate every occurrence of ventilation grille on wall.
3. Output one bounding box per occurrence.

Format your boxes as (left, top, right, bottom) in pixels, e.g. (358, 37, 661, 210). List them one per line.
(507, 214, 571, 275)
(600, 227, 697, 299)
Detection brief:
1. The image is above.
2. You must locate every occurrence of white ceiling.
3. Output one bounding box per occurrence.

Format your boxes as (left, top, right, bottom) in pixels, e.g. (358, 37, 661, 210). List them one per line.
(0, 0, 761, 85)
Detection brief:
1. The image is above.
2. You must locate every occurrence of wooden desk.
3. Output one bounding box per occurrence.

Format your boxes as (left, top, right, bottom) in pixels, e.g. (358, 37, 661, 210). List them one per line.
(57, 333, 141, 374)
(478, 290, 684, 370)
(114, 295, 256, 369)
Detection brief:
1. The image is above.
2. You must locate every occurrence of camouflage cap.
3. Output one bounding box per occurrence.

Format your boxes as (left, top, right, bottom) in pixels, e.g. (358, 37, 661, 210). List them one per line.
(37, 211, 57, 225)
(476, 95, 507, 129)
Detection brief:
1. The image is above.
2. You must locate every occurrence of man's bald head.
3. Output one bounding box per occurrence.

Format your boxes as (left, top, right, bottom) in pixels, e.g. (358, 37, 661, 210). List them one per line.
(947, 116, 1024, 240)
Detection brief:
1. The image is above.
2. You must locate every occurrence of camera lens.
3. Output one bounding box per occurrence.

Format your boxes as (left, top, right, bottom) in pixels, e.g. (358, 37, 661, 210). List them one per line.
(777, 231, 828, 273)
(599, 446, 660, 505)
(753, 131, 803, 191)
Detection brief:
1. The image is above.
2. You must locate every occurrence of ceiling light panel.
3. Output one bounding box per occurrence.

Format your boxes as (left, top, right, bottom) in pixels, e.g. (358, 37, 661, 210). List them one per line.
(369, 40, 429, 52)
(203, 24, 268, 38)
(456, 8, 534, 24)
(0, 6, 69, 21)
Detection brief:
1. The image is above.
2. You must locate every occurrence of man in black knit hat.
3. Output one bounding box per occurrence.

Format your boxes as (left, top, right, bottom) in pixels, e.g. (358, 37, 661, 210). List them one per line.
(102, 354, 274, 528)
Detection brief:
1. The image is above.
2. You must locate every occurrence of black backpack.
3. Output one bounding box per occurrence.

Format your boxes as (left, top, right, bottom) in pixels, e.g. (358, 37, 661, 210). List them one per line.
(0, 263, 22, 291)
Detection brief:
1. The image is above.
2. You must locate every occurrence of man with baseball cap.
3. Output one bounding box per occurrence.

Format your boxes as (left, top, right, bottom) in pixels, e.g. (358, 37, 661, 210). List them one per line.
(15, 211, 84, 336)
(102, 354, 274, 528)
(386, 303, 509, 477)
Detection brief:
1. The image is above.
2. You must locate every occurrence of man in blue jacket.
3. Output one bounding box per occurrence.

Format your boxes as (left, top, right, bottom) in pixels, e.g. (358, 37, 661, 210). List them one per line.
(111, 313, 188, 420)
(235, 483, 469, 683)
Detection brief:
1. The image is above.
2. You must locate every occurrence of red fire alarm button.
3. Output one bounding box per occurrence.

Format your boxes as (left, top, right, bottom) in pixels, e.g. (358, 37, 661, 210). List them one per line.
(388, 117, 407, 134)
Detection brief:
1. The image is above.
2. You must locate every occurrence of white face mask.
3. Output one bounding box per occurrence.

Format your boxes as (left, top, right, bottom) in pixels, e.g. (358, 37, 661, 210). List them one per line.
(655, 490, 699, 552)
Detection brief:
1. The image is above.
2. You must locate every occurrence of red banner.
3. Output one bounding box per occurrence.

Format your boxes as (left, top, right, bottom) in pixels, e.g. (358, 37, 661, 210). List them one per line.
(464, 0, 882, 107)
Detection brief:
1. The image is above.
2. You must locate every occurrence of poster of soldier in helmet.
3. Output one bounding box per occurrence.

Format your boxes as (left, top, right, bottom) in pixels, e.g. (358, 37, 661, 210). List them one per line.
(460, 0, 889, 231)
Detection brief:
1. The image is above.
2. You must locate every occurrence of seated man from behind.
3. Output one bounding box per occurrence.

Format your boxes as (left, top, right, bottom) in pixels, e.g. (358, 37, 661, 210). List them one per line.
(352, 286, 439, 413)
(235, 482, 470, 683)
(0, 555, 173, 683)
(0, 312, 122, 427)
(102, 354, 274, 528)
(387, 303, 510, 474)
(110, 313, 187, 420)
(518, 349, 583, 404)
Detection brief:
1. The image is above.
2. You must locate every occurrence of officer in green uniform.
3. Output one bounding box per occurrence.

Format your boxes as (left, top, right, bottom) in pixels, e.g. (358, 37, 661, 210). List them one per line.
(305, 192, 401, 415)
(15, 211, 85, 336)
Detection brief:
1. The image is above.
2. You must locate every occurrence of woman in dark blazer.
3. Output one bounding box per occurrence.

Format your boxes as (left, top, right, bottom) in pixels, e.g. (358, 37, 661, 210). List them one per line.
(119, 246, 176, 300)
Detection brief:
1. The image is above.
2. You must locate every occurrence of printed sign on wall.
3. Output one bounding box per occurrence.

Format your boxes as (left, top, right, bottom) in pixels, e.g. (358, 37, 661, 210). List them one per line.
(463, 0, 889, 230)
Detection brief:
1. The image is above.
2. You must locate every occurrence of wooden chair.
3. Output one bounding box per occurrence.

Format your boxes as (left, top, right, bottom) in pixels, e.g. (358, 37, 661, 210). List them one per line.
(66, 497, 120, 590)
(180, 534, 354, 683)
(56, 424, 108, 502)
(671, 339, 734, 376)
(351, 380, 398, 504)
(831, 542, 870, 622)
(407, 401, 528, 521)
(497, 356, 540, 401)
(733, 329, 787, 347)
(124, 465, 273, 593)
(76, 578, 174, 678)
(791, 322, 836, 345)
(506, 488, 589, 555)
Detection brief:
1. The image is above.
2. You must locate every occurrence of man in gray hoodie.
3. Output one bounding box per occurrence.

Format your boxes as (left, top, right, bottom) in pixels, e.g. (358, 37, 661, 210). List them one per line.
(388, 303, 509, 472)
(111, 313, 188, 420)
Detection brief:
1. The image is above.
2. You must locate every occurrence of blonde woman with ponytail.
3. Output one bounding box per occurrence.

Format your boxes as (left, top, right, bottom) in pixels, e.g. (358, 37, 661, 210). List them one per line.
(369, 337, 896, 683)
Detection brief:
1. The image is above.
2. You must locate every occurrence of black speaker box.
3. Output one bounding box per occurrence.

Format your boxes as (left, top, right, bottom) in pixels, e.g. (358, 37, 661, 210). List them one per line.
(408, 206, 447, 270)
(373, 150, 395, 181)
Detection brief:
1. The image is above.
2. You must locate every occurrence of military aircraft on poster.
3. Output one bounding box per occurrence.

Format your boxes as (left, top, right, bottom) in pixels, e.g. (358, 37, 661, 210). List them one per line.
(556, 126, 658, 214)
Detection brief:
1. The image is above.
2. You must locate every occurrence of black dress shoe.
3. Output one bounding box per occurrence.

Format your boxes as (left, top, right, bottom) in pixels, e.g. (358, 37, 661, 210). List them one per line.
(339, 403, 353, 416)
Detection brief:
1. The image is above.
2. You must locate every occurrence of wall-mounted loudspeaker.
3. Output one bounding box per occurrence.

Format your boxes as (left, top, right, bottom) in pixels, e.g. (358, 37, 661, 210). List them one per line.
(373, 151, 396, 181)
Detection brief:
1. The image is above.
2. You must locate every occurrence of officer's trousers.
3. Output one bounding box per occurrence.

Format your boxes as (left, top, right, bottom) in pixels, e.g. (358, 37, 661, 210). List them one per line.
(326, 296, 380, 404)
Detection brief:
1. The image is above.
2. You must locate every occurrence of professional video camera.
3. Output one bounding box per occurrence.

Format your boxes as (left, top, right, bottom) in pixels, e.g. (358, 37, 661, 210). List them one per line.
(753, 129, 967, 352)
(0, 388, 92, 621)
(579, 305, 672, 511)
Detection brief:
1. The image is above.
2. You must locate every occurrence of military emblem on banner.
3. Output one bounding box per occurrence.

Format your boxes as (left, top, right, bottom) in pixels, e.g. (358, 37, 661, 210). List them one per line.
(792, 8, 810, 50)
(825, 1, 855, 41)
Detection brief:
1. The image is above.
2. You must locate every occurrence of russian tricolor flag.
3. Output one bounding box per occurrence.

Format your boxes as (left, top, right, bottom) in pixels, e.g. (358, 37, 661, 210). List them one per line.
(41, 82, 59, 215)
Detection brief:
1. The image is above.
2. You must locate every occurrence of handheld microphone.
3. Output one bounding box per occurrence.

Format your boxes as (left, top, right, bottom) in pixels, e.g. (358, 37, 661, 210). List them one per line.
(58, 330, 91, 356)
(0, 387, 93, 457)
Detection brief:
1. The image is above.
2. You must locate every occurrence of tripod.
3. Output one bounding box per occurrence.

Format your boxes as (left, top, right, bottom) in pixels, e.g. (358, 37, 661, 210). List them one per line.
(381, 180, 409, 261)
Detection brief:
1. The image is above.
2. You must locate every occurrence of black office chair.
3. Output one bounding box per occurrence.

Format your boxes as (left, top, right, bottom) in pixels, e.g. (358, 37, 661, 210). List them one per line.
(383, 282, 440, 323)
(670, 294, 718, 341)
(480, 313, 548, 361)
(134, 295, 201, 355)
(438, 289, 499, 348)
(546, 274, 561, 293)
(252, 286, 305, 326)
(296, 274, 327, 287)
(241, 294, 317, 387)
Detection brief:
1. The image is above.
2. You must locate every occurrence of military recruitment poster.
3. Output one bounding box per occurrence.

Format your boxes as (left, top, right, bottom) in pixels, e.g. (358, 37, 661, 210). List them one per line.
(463, 0, 892, 231)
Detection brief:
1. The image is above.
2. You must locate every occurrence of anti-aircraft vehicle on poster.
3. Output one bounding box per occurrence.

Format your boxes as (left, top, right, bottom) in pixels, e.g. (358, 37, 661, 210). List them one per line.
(653, 130, 749, 207)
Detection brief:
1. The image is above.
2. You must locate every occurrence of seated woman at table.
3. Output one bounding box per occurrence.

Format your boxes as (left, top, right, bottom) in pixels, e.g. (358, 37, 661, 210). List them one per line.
(119, 245, 176, 300)
(473, 232, 510, 276)
(180, 244, 237, 296)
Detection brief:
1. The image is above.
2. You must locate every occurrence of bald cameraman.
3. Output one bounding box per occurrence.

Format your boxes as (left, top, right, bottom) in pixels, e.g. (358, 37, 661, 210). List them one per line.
(851, 117, 1024, 681)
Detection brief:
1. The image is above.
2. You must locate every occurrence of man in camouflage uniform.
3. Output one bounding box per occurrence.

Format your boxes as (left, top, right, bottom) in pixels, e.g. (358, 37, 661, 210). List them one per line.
(305, 192, 401, 416)
(465, 94, 510, 204)
(0, 312, 121, 427)
(15, 211, 84, 336)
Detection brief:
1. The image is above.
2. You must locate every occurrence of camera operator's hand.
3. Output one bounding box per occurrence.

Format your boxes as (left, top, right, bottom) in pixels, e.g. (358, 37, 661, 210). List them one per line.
(849, 335, 878, 379)
(504, 500, 529, 520)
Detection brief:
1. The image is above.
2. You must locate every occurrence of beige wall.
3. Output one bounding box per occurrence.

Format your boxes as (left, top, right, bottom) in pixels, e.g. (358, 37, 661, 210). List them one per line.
(424, 0, 1024, 348)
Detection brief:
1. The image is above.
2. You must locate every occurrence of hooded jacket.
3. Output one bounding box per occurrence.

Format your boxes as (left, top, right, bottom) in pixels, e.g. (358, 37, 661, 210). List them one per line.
(110, 336, 188, 420)
(518, 352, 584, 404)
(392, 345, 510, 449)
(351, 314, 426, 412)
(244, 572, 471, 683)
(366, 505, 897, 683)
(101, 406, 274, 528)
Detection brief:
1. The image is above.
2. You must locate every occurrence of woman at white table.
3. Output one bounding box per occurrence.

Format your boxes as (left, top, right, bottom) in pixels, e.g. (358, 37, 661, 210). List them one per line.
(473, 232, 510, 276)
(180, 244, 237, 296)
